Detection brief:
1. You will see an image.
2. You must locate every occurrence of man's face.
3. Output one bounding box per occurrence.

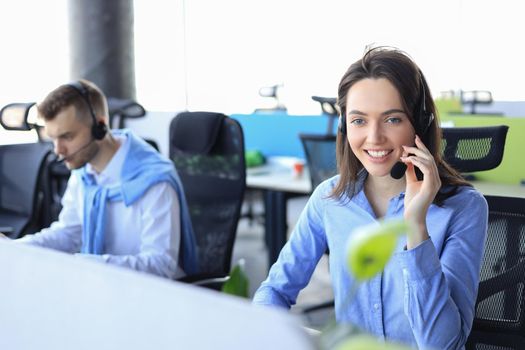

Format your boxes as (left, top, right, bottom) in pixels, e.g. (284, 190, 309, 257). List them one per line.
(44, 105, 99, 170)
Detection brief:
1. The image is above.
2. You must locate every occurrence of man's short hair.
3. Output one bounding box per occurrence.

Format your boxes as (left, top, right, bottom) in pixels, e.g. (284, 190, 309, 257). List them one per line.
(37, 79, 108, 122)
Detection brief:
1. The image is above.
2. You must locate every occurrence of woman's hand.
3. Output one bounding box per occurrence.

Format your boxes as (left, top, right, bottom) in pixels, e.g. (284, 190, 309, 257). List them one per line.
(401, 135, 441, 249)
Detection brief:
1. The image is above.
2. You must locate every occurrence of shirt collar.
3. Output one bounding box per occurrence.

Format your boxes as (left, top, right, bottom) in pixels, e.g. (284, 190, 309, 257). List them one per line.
(85, 133, 129, 185)
(353, 169, 406, 206)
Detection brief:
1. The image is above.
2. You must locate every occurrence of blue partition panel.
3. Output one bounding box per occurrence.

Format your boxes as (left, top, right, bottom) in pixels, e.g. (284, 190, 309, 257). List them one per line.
(231, 112, 336, 159)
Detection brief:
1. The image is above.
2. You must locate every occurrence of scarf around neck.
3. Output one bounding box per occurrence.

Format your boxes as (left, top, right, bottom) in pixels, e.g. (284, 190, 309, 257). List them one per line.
(76, 129, 199, 275)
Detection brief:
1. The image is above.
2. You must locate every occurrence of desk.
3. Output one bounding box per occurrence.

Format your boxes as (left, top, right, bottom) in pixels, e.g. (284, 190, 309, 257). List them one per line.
(471, 181, 525, 198)
(247, 164, 525, 270)
(0, 241, 315, 349)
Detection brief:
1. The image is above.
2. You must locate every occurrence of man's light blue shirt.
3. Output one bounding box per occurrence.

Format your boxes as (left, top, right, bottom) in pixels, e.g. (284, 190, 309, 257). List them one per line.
(253, 175, 488, 350)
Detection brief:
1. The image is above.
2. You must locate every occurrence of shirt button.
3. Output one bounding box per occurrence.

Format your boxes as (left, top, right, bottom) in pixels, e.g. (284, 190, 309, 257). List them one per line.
(373, 303, 380, 311)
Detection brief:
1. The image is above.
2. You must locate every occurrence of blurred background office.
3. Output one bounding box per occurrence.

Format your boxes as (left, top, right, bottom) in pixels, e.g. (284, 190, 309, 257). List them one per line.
(1, 0, 524, 121)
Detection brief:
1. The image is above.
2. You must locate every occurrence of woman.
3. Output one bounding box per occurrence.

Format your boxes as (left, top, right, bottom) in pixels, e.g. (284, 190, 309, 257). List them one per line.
(253, 47, 488, 350)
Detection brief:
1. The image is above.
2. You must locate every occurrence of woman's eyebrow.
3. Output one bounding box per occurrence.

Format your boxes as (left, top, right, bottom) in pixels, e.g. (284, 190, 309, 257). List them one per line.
(347, 108, 406, 116)
(347, 109, 366, 116)
(381, 109, 406, 116)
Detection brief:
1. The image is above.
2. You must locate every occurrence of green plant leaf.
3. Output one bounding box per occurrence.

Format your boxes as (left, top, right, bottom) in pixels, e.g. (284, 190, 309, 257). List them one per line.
(221, 264, 249, 298)
(319, 219, 412, 349)
(346, 219, 408, 281)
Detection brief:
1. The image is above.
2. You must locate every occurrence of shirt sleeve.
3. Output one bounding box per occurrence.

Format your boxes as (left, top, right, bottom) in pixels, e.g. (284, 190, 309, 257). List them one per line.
(16, 175, 83, 253)
(252, 184, 328, 308)
(393, 189, 488, 350)
(76, 182, 182, 279)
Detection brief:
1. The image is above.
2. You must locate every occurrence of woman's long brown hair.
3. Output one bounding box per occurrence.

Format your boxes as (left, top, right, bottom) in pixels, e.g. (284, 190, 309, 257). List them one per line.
(331, 47, 470, 205)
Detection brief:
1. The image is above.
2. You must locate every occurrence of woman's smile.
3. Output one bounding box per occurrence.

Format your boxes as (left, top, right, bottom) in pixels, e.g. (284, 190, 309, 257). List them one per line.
(365, 149, 394, 162)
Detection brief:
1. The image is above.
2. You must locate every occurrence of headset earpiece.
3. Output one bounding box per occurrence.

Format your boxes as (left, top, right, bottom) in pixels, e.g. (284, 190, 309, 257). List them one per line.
(421, 111, 435, 135)
(67, 81, 107, 140)
(92, 121, 107, 140)
(417, 71, 434, 137)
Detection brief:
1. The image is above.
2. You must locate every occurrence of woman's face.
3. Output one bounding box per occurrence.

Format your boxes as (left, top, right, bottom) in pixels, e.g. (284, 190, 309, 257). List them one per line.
(344, 78, 416, 178)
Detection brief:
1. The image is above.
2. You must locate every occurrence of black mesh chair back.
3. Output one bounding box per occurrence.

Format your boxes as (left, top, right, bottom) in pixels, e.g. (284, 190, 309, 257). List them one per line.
(299, 133, 337, 190)
(0, 142, 52, 238)
(311, 96, 338, 135)
(169, 111, 246, 284)
(441, 126, 509, 173)
(107, 97, 146, 129)
(39, 157, 70, 227)
(466, 195, 525, 349)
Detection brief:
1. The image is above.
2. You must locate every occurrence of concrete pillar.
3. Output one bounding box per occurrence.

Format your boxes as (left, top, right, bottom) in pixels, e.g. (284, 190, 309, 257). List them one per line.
(68, 0, 135, 99)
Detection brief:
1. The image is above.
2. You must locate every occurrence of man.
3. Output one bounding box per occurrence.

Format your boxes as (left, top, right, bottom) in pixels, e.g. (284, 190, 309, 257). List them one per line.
(1, 79, 197, 279)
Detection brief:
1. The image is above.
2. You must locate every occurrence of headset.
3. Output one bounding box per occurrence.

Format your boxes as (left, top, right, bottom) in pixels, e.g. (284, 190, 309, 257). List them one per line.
(417, 72, 435, 136)
(66, 81, 107, 140)
(338, 73, 435, 137)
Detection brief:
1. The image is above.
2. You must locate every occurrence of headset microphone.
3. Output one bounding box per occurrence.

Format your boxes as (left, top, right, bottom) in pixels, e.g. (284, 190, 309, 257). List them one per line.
(390, 162, 407, 179)
(390, 160, 424, 181)
(55, 138, 96, 163)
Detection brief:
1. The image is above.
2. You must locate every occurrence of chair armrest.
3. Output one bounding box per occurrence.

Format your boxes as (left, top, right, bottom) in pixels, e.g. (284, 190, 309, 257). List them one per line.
(178, 274, 230, 291)
(477, 259, 525, 302)
(0, 226, 14, 235)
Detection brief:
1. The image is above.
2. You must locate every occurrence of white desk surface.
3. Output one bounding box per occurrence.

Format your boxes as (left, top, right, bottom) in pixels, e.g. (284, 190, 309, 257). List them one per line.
(247, 164, 311, 194)
(247, 164, 525, 199)
(471, 181, 525, 198)
(0, 241, 315, 350)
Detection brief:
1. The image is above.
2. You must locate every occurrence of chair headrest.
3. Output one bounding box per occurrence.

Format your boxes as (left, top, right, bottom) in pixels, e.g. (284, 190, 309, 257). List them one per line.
(0, 102, 37, 131)
(107, 98, 146, 119)
(171, 111, 226, 154)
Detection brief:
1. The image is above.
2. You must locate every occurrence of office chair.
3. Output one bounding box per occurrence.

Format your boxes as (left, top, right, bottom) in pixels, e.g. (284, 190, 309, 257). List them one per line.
(311, 96, 338, 135)
(466, 195, 525, 349)
(0, 102, 56, 237)
(298, 97, 338, 195)
(460, 90, 503, 115)
(106, 98, 161, 153)
(441, 125, 509, 175)
(299, 133, 337, 190)
(429, 127, 516, 347)
(169, 111, 246, 290)
(255, 84, 287, 113)
(107, 97, 146, 129)
(0, 143, 53, 238)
